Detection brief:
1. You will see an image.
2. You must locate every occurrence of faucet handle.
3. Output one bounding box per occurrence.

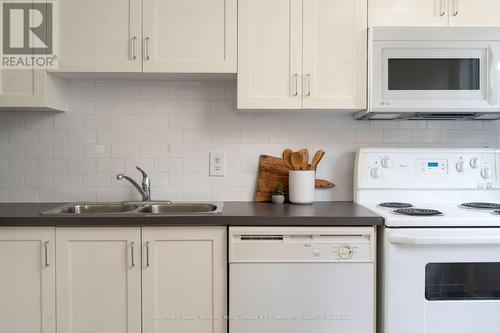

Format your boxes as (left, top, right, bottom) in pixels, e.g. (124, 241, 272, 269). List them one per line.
(136, 166, 148, 178)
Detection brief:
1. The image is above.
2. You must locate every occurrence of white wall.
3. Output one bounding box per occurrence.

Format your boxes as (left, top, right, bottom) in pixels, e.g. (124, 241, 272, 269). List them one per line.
(0, 79, 498, 202)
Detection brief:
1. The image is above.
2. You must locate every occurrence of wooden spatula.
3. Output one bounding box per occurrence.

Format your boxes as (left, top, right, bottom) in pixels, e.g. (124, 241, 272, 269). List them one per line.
(282, 148, 293, 170)
(310, 150, 325, 170)
(298, 149, 309, 170)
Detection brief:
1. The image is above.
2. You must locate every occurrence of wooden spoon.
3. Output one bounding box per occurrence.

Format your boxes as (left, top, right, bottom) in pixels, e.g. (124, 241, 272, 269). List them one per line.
(290, 152, 304, 170)
(282, 148, 293, 170)
(310, 150, 325, 170)
(298, 149, 309, 169)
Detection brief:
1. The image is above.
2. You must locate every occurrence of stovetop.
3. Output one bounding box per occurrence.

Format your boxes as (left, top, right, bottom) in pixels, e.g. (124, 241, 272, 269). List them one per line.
(366, 202, 500, 227)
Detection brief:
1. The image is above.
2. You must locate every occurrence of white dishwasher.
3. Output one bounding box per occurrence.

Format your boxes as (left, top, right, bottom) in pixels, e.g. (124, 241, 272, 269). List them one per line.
(229, 227, 375, 333)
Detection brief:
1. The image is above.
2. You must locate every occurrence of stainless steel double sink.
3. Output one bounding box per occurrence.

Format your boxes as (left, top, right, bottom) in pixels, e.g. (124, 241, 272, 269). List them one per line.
(41, 201, 223, 216)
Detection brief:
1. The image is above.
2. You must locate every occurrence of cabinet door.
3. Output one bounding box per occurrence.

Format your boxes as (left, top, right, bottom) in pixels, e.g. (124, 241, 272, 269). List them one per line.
(0, 228, 55, 333)
(142, 227, 227, 333)
(237, 0, 303, 109)
(303, 0, 367, 109)
(449, 0, 500, 26)
(56, 228, 141, 333)
(56, 0, 141, 72)
(143, 0, 236, 73)
(370, 0, 448, 26)
(0, 69, 46, 107)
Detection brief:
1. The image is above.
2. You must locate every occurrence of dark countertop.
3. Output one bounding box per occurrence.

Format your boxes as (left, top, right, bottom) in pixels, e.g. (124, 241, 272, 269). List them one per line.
(0, 201, 383, 227)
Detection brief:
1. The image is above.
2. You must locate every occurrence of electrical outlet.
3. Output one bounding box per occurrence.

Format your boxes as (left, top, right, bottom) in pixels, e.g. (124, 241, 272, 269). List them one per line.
(209, 152, 225, 177)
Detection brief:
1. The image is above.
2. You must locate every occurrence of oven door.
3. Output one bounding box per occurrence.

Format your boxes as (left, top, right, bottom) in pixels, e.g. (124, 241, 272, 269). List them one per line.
(382, 228, 500, 333)
(371, 41, 500, 112)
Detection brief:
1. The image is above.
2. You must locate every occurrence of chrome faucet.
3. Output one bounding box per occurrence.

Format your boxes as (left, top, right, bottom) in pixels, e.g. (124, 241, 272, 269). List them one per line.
(116, 166, 151, 201)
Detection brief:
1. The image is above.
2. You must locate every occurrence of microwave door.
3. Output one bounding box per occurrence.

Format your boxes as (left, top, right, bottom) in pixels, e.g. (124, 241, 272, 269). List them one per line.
(371, 42, 500, 112)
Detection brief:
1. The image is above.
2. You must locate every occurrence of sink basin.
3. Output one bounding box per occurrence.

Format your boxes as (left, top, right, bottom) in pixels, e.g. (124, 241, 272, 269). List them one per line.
(139, 203, 220, 214)
(41, 202, 223, 216)
(42, 203, 141, 215)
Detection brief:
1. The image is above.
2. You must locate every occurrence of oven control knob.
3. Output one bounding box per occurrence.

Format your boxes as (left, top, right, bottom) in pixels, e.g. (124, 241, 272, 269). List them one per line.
(370, 167, 382, 179)
(470, 157, 479, 169)
(381, 157, 392, 168)
(338, 245, 353, 259)
(481, 167, 492, 179)
(456, 161, 466, 173)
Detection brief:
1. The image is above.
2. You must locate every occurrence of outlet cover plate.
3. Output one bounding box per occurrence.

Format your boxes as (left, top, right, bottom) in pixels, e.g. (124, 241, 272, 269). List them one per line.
(209, 151, 225, 177)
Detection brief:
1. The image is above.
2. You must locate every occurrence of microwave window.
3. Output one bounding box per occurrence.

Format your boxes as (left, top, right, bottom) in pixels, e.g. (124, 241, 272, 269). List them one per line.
(425, 263, 500, 301)
(388, 58, 480, 91)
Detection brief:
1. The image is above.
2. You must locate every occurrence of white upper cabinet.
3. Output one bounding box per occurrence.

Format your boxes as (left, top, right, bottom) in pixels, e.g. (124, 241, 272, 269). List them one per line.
(56, 0, 236, 73)
(143, 0, 237, 73)
(0, 228, 55, 333)
(303, 0, 367, 109)
(371, 0, 500, 27)
(238, 0, 367, 110)
(238, 0, 303, 109)
(0, 70, 67, 111)
(448, 0, 500, 27)
(56, 228, 141, 333)
(142, 227, 227, 333)
(370, 0, 448, 26)
(56, 0, 142, 72)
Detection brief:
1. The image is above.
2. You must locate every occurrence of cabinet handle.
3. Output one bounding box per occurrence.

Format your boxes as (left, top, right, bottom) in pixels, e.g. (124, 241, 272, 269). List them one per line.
(305, 74, 311, 97)
(130, 241, 135, 267)
(453, 0, 459, 16)
(291, 73, 299, 97)
(145, 241, 150, 267)
(439, 0, 446, 16)
(131, 36, 137, 60)
(145, 37, 151, 60)
(44, 241, 49, 267)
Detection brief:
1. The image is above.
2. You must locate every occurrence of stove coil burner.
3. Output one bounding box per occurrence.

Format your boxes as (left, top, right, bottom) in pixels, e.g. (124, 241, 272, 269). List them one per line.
(461, 202, 500, 210)
(379, 202, 413, 208)
(394, 208, 443, 216)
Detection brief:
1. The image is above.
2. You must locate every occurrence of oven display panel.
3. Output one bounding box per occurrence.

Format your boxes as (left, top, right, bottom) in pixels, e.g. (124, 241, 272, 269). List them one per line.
(416, 159, 448, 174)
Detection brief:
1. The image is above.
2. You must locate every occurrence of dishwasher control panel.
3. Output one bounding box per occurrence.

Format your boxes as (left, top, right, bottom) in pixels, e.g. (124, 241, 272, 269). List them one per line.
(302, 241, 371, 261)
(229, 227, 375, 263)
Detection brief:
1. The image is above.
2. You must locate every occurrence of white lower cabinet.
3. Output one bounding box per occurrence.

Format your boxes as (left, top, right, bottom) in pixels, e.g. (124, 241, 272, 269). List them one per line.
(0, 228, 55, 333)
(142, 227, 227, 333)
(50, 226, 226, 333)
(56, 228, 142, 333)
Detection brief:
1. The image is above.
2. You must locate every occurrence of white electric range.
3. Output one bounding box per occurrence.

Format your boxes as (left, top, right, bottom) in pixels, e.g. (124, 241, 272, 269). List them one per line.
(354, 148, 500, 333)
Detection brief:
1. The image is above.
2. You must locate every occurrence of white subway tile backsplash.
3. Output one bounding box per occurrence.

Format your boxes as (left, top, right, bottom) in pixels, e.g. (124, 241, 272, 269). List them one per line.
(25, 144, 53, 158)
(67, 159, 96, 173)
(54, 144, 83, 159)
(39, 130, 67, 144)
(54, 115, 83, 129)
(1, 79, 499, 202)
(83, 144, 112, 158)
(9, 159, 37, 173)
(24, 115, 53, 129)
(38, 159, 67, 173)
(9, 130, 38, 144)
(68, 130, 97, 144)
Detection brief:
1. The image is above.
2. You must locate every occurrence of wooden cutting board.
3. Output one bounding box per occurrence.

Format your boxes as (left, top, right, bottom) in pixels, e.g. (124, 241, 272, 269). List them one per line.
(255, 155, 335, 202)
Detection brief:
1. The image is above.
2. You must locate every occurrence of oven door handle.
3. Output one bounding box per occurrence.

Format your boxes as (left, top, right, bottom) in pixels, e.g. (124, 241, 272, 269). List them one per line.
(390, 235, 500, 245)
(488, 46, 500, 106)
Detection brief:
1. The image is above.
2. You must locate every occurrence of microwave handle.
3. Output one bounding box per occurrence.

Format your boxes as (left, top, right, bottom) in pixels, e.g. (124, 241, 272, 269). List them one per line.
(389, 235, 500, 245)
(488, 46, 500, 106)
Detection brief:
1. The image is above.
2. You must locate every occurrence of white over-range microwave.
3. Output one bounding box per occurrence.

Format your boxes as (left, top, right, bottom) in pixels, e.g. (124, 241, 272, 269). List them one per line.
(356, 27, 500, 120)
